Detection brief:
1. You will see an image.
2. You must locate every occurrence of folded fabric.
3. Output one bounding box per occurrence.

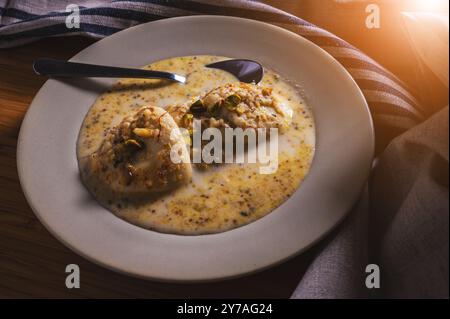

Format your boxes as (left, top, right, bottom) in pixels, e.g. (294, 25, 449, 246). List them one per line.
(369, 106, 449, 298)
(0, 0, 426, 152)
(292, 106, 449, 299)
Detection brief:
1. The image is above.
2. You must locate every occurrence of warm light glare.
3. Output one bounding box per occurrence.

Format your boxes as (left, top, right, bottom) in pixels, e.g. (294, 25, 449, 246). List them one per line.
(412, 0, 449, 13)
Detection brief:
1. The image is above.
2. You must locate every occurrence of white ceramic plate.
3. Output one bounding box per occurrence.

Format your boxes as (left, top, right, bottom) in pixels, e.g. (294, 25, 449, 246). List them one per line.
(17, 16, 374, 281)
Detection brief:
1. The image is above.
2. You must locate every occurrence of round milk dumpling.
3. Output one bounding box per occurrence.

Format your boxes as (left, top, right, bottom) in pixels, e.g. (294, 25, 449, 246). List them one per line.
(169, 82, 293, 133)
(79, 106, 192, 198)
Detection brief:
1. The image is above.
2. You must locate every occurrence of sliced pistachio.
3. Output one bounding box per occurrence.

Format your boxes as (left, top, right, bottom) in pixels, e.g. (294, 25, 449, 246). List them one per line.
(133, 127, 158, 138)
(223, 101, 235, 110)
(183, 113, 194, 121)
(208, 101, 222, 114)
(235, 105, 246, 115)
(190, 99, 205, 114)
(223, 94, 241, 111)
(124, 139, 142, 150)
(226, 94, 241, 105)
(182, 113, 194, 129)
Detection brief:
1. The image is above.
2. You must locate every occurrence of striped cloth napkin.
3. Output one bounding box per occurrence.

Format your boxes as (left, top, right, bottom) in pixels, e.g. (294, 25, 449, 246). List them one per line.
(0, 0, 426, 152)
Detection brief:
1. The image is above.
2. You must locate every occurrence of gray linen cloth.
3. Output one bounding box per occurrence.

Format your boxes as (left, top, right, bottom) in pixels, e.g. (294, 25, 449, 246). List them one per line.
(293, 106, 449, 298)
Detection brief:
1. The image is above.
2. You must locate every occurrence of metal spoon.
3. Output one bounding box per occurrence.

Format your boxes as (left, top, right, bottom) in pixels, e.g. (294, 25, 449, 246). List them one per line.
(33, 58, 186, 83)
(206, 59, 264, 84)
(33, 58, 264, 84)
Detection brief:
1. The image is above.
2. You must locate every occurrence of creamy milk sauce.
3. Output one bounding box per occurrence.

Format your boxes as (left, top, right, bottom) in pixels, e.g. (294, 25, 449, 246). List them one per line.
(77, 55, 315, 235)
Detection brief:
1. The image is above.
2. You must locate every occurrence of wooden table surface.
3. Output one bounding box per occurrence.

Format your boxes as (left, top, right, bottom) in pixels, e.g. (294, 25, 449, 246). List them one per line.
(0, 0, 428, 298)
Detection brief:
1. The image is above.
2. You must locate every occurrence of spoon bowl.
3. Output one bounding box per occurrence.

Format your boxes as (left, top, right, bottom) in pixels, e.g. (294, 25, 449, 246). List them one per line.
(206, 59, 264, 83)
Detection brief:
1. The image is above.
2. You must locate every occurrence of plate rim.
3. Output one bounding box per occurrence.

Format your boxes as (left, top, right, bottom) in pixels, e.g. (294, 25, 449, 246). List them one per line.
(17, 15, 374, 282)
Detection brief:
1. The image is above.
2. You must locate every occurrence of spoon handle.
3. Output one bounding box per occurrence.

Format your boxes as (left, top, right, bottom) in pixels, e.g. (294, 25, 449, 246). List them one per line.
(33, 58, 186, 83)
